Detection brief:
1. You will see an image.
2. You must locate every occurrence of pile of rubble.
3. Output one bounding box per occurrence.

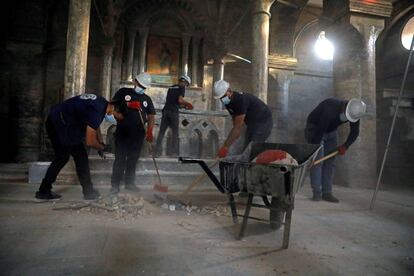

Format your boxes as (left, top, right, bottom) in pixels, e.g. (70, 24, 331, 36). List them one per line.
(161, 197, 230, 217)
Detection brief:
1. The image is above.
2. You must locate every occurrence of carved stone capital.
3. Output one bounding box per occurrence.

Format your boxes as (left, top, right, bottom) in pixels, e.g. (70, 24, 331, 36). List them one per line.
(350, 15, 385, 44)
(268, 54, 298, 71)
(252, 0, 275, 17)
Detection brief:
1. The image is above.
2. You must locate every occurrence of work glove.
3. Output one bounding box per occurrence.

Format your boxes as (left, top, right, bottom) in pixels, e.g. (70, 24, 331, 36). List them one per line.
(217, 146, 228, 158)
(184, 102, 194, 110)
(146, 126, 154, 143)
(337, 145, 347, 156)
(127, 101, 141, 110)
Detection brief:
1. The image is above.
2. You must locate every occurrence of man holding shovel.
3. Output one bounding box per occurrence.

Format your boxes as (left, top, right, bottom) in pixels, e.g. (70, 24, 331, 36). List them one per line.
(110, 72, 155, 194)
(305, 98, 366, 203)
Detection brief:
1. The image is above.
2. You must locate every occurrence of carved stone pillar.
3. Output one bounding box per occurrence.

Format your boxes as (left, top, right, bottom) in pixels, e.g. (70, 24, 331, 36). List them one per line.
(212, 58, 224, 111)
(324, 0, 391, 188)
(251, 0, 275, 103)
(181, 33, 191, 76)
(124, 28, 137, 80)
(63, 0, 92, 98)
(100, 39, 115, 100)
(138, 27, 149, 73)
(191, 37, 200, 87)
(268, 54, 297, 143)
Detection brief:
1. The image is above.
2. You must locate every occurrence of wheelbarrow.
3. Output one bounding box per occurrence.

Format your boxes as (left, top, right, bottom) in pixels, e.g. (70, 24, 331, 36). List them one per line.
(179, 142, 321, 249)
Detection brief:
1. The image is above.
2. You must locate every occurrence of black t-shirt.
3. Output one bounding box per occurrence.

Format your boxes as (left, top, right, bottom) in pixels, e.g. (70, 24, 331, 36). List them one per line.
(49, 93, 108, 146)
(306, 98, 360, 147)
(163, 85, 185, 113)
(224, 91, 272, 126)
(112, 88, 156, 138)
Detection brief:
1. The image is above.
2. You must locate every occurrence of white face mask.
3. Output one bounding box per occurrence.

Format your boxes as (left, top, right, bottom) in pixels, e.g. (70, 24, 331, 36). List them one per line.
(104, 114, 117, 125)
(221, 96, 231, 105)
(134, 87, 145, 94)
(339, 113, 348, 122)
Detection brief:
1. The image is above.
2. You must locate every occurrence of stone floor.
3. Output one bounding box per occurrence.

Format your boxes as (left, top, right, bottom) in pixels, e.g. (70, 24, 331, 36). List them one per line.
(0, 182, 413, 276)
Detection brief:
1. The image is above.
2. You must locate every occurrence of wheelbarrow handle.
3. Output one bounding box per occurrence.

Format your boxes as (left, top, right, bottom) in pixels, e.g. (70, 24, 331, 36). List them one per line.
(312, 150, 338, 166)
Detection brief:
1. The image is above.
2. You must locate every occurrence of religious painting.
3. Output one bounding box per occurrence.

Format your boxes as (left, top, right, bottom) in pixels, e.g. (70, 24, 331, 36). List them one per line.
(146, 35, 180, 84)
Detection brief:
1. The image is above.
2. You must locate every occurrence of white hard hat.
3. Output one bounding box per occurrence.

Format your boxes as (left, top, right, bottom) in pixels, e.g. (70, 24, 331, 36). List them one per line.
(135, 72, 152, 88)
(180, 75, 191, 85)
(213, 80, 230, 99)
(345, 98, 367, 122)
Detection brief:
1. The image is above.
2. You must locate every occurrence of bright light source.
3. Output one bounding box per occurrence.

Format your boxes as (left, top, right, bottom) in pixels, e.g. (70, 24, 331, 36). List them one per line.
(314, 31, 334, 60)
(401, 16, 414, 50)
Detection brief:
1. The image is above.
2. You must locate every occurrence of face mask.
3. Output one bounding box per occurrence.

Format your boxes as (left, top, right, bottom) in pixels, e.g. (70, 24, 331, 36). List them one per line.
(134, 87, 145, 94)
(221, 96, 231, 105)
(104, 114, 117, 125)
(339, 113, 348, 122)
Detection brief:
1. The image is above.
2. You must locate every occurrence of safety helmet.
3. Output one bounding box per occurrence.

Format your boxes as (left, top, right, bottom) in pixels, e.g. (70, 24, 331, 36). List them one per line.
(179, 75, 191, 85)
(134, 72, 152, 88)
(345, 98, 367, 122)
(213, 80, 230, 99)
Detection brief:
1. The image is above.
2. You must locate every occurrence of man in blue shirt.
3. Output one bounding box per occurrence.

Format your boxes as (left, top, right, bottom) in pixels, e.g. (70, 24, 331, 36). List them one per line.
(35, 93, 124, 200)
(305, 98, 366, 203)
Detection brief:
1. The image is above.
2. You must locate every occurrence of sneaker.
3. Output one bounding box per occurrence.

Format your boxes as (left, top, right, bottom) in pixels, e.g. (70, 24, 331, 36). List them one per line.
(110, 186, 120, 194)
(312, 193, 322, 201)
(35, 190, 62, 200)
(83, 189, 100, 200)
(125, 185, 140, 192)
(322, 193, 339, 203)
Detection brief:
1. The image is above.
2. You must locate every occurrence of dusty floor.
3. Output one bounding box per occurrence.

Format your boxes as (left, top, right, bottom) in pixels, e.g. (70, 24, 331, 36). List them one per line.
(0, 182, 413, 276)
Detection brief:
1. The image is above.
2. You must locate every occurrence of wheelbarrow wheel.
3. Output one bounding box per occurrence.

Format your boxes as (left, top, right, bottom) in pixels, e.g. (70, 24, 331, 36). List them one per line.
(269, 197, 284, 230)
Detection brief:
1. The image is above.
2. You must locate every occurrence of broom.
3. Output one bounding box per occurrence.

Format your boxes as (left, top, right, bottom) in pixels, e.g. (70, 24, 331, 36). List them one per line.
(137, 108, 168, 193)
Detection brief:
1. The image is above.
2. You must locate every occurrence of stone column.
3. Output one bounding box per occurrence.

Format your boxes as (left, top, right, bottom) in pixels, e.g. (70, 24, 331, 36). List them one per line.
(268, 54, 298, 143)
(138, 27, 149, 73)
(132, 34, 140, 77)
(63, 0, 92, 98)
(124, 28, 137, 80)
(212, 58, 224, 111)
(332, 17, 385, 188)
(191, 37, 200, 87)
(251, 0, 275, 103)
(181, 34, 191, 76)
(100, 39, 115, 100)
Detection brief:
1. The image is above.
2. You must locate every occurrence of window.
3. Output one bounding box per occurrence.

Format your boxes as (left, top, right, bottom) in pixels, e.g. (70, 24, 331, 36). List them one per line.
(314, 31, 334, 60)
(401, 16, 414, 50)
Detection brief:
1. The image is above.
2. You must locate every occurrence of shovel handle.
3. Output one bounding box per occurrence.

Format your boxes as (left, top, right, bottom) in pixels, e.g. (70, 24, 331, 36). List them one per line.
(181, 158, 219, 195)
(313, 150, 338, 166)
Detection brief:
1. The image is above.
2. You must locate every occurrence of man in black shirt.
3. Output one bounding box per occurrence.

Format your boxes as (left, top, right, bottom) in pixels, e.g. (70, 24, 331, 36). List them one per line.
(213, 80, 273, 158)
(110, 72, 156, 193)
(35, 93, 124, 200)
(155, 75, 193, 156)
(305, 98, 366, 202)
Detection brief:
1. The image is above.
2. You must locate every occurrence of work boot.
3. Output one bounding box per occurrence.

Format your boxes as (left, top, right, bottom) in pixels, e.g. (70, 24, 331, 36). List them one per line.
(110, 186, 120, 194)
(35, 190, 62, 200)
(312, 192, 322, 201)
(83, 188, 100, 200)
(322, 193, 339, 203)
(125, 185, 140, 192)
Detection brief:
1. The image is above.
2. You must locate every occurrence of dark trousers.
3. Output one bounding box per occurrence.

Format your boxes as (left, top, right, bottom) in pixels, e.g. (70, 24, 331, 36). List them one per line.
(111, 134, 144, 187)
(244, 117, 273, 149)
(39, 117, 93, 194)
(156, 110, 179, 156)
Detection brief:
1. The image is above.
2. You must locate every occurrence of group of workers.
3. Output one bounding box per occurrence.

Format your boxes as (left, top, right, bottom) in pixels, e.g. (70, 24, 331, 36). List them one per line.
(35, 73, 367, 204)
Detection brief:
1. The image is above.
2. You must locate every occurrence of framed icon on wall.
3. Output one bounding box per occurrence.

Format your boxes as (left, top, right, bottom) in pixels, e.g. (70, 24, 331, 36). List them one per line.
(146, 35, 180, 84)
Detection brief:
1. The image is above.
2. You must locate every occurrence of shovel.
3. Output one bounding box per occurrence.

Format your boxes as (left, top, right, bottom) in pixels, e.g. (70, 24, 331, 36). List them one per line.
(312, 150, 338, 166)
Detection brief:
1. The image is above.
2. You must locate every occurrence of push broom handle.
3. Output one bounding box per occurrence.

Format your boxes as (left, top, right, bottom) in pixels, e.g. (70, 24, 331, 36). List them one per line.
(312, 150, 338, 166)
(181, 158, 219, 196)
(137, 110, 163, 186)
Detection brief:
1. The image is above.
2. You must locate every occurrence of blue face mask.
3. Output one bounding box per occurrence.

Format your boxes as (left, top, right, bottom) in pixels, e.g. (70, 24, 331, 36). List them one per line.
(104, 114, 117, 125)
(221, 96, 231, 105)
(135, 87, 145, 94)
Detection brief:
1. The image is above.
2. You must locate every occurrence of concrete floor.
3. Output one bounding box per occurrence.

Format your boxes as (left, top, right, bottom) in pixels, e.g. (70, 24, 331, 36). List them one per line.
(0, 182, 413, 276)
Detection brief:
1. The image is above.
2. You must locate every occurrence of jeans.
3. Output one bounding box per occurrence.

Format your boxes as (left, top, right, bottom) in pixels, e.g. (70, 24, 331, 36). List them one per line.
(244, 117, 273, 149)
(308, 130, 338, 195)
(156, 110, 179, 156)
(39, 117, 94, 194)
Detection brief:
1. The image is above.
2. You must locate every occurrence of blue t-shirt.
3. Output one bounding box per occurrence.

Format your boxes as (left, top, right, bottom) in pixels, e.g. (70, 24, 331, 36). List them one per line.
(49, 93, 108, 146)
